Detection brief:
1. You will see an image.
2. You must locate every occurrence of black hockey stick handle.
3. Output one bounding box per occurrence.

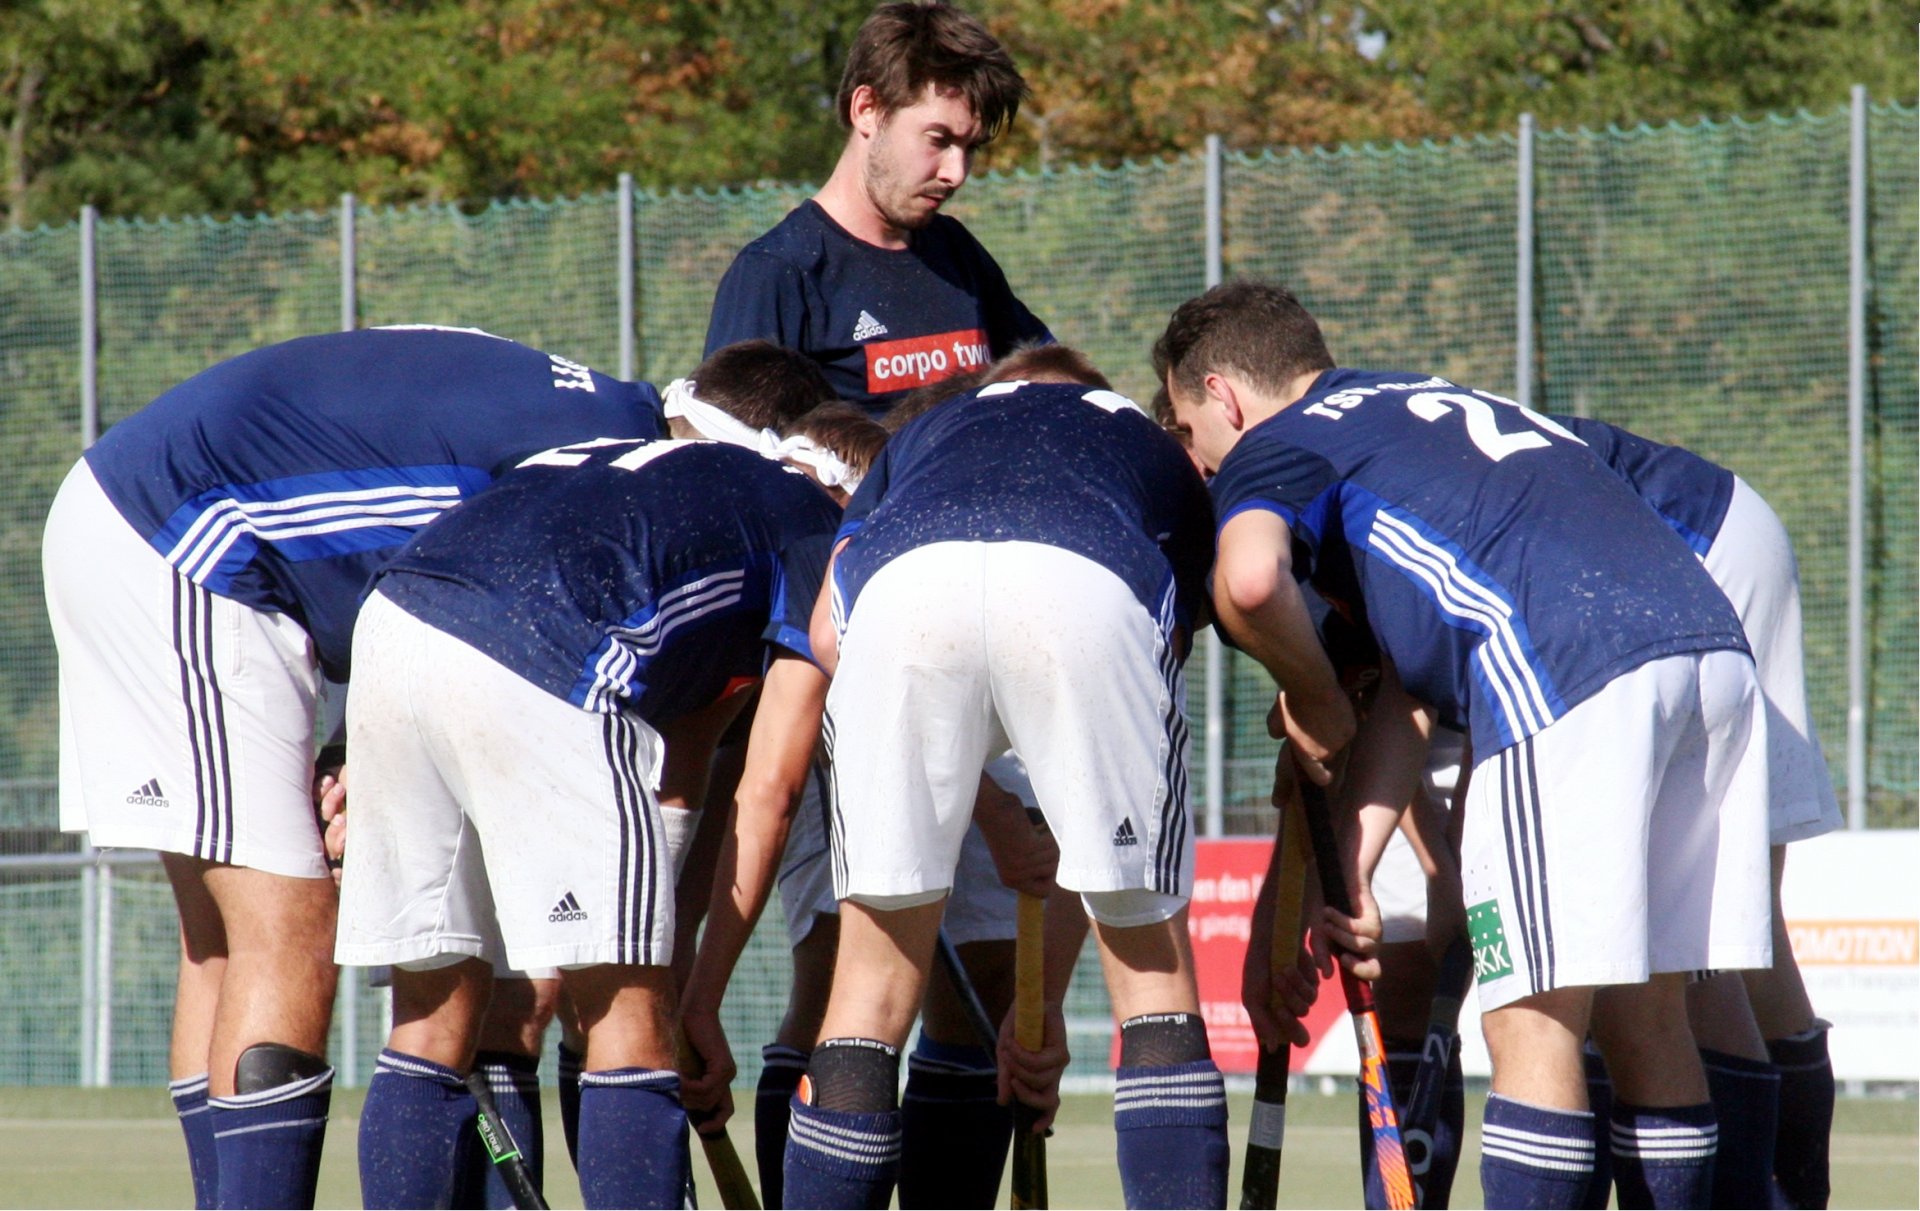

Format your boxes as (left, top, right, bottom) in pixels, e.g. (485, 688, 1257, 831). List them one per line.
(1240, 788, 1311, 1209)
(466, 1070, 549, 1211)
(1009, 891, 1049, 1209)
(1398, 933, 1473, 1200)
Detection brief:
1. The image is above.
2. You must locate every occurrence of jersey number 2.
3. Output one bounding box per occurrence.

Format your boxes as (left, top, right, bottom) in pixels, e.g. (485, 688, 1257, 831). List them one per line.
(1404, 391, 1583, 462)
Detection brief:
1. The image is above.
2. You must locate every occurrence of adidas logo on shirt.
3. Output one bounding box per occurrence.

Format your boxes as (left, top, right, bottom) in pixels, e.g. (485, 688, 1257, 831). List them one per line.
(851, 310, 889, 341)
(1112, 819, 1139, 847)
(125, 779, 169, 809)
(548, 892, 588, 923)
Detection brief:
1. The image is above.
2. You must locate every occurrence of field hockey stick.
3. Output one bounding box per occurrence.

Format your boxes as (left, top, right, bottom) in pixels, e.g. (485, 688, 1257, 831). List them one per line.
(465, 1070, 549, 1211)
(1240, 786, 1312, 1209)
(1010, 890, 1049, 1210)
(687, 1110, 761, 1211)
(1298, 777, 1417, 1211)
(935, 926, 1001, 1051)
(1398, 934, 1472, 1205)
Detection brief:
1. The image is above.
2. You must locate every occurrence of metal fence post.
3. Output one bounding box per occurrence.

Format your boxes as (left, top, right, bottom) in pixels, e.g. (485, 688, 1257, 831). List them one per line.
(93, 864, 114, 1086)
(1515, 114, 1535, 409)
(1202, 135, 1227, 838)
(1845, 85, 1868, 829)
(618, 173, 636, 380)
(340, 194, 357, 332)
(78, 204, 102, 1085)
(78, 861, 97, 1085)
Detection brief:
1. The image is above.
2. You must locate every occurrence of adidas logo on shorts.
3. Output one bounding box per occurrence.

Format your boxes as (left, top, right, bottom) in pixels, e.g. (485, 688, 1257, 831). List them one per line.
(548, 892, 588, 923)
(1112, 818, 1139, 847)
(125, 779, 169, 809)
(851, 310, 888, 341)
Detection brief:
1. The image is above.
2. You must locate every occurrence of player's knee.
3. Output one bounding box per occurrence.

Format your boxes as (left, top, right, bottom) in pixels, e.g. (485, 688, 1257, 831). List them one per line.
(1119, 1012, 1210, 1068)
(1080, 887, 1184, 927)
(807, 1038, 901, 1114)
(233, 1042, 331, 1094)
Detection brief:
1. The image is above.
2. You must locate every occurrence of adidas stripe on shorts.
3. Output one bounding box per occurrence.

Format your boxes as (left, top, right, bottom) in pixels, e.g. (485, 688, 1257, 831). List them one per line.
(1459, 650, 1773, 1012)
(824, 541, 1194, 918)
(44, 460, 330, 878)
(335, 591, 673, 972)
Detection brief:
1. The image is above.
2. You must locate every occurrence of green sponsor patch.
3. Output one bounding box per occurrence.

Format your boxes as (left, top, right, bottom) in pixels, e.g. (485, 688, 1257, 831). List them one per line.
(1468, 899, 1514, 985)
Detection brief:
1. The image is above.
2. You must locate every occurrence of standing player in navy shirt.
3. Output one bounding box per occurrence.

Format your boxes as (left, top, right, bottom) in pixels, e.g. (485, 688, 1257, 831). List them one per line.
(41, 326, 665, 1210)
(334, 431, 873, 1209)
(1158, 281, 1773, 1210)
(704, 1, 1051, 416)
(763, 371, 1224, 1210)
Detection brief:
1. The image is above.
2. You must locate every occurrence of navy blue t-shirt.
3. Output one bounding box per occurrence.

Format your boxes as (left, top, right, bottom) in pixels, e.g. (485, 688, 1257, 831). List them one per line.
(834, 380, 1214, 633)
(1208, 369, 1748, 758)
(83, 326, 667, 679)
(373, 440, 838, 726)
(704, 200, 1052, 415)
(1552, 415, 1735, 557)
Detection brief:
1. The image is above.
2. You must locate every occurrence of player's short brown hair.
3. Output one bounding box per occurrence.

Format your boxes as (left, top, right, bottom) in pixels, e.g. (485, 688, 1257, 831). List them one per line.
(985, 343, 1112, 390)
(783, 402, 891, 480)
(881, 367, 988, 432)
(836, 2, 1026, 142)
(691, 340, 836, 430)
(1152, 280, 1335, 404)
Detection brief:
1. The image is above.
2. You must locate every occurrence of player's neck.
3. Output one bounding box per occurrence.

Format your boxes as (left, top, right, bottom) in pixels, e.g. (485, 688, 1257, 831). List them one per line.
(814, 149, 911, 250)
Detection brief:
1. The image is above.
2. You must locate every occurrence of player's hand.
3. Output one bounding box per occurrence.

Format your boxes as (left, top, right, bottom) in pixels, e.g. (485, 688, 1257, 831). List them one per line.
(678, 1009, 737, 1129)
(1269, 689, 1355, 786)
(1243, 914, 1320, 1050)
(997, 1002, 1068, 1134)
(1320, 879, 1384, 982)
(316, 765, 348, 886)
(976, 784, 1057, 898)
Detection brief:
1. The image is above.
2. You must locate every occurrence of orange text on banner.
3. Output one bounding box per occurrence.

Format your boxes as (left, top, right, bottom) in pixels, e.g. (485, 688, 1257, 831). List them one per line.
(1787, 920, 1919, 966)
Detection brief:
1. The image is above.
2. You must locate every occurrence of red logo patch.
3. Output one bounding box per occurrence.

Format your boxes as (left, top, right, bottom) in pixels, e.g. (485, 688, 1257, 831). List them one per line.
(864, 329, 991, 394)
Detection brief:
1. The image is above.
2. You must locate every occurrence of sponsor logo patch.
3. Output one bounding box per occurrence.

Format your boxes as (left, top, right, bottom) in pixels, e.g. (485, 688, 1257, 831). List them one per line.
(548, 891, 588, 923)
(863, 328, 990, 394)
(125, 779, 169, 809)
(1468, 899, 1513, 984)
(1112, 818, 1139, 847)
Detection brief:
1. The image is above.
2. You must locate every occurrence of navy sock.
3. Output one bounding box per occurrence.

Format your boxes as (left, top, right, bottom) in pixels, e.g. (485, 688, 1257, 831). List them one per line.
(1580, 1045, 1615, 1209)
(1114, 1060, 1230, 1209)
(784, 1096, 901, 1209)
(1610, 1100, 1717, 1210)
(899, 1037, 1011, 1209)
(756, 1044, 808, 1208)
(558, 1040, 584, 1172)
(577, 1068, 688, 1209)
(209, 1063, 334, 1209)
(1479, 1093, 1595, 1210)
(358, 1049, 470, 1210)
(1363, 1042, 1465, 1209)
(1700, 1048, 1778, 1209)
(169, 1073, 219, 1209)
(1768, 1024, 1833, 1209)
(452, 1051, 544, 1209)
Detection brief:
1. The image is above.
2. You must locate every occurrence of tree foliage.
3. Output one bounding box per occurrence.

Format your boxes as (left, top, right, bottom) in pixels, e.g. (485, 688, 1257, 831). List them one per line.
(2, 0, 1913, 227)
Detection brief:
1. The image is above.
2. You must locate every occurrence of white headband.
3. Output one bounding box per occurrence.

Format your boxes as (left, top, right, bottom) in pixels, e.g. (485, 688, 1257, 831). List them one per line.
(663, 378, 861, 492)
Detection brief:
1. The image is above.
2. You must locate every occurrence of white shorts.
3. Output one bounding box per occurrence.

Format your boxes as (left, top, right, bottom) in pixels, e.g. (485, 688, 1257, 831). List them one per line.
(44, 461, 328, 878)
(1705, 478, 1843, 845)
(1460, 650, 1772, 1012)
(826, 541, 1192, 911)
(335, 591, 674, 972)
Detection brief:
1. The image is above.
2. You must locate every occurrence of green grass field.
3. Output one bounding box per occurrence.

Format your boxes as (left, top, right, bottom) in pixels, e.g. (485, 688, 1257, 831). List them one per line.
(0, 1087, 1912, 1208)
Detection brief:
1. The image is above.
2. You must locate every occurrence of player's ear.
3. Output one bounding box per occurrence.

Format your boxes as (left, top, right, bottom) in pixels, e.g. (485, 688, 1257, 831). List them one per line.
(1205, 372, 1245, 432)
(848, 85, 884, 138)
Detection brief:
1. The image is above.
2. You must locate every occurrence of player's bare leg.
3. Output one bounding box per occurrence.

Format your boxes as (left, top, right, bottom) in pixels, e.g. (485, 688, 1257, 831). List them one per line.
(1684, 971, 1780, 1208)
(162, 856, 228, 1209)
(559, 963, 688, 1208)
(1087, 905, 1228, 1209)
(450, 975, 558, 1209)
(171, 856, 338, 1209)
(1589, 975, 1719, 1209)
(1745, 844, 1832, 1209)
(786, 897, 945, 1209)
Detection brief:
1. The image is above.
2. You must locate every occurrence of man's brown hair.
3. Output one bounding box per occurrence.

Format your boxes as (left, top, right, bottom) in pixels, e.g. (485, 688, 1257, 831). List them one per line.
(1152, 280, 1335, 404)
(691, 340, 836, 430)
(782, 402, 892, 480)
(984, 343, 1111, 390)
(880, 367, 988, 432)
(837, 2, 1027, 142)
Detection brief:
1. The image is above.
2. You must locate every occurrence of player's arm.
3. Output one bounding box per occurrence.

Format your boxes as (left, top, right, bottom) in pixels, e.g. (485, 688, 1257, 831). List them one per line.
(807, 540, 848, 675)
(680, 652, 829, 1120)
(1212, 509, 1355, 782)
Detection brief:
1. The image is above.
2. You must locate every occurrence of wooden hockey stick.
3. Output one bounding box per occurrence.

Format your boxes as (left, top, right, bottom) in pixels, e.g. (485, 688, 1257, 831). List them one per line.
(1239, 787, 1311, 1208)
(1009, 891, 1049, 1210)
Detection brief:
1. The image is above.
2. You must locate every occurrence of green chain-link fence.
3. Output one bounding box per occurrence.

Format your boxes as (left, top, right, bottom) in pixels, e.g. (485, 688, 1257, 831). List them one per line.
(1, 100, 1913, 1087)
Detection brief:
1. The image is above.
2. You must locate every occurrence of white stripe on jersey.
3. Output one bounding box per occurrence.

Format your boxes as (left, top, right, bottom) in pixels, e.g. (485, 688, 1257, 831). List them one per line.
(1367, 510, 1555, 738)
(580, 571, 749, 711)
(166, 485, 466, 582)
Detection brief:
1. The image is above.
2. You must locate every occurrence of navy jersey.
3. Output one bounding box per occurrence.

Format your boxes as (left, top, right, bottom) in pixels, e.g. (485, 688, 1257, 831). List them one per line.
(1209, 369, 1748, 759)
(84, 327, 667, 679)
(1551, 415, 1735, 557)
(373, 440, 838, 726)
(835, 380, 1214, 632)
(704, 200, 1052, 415)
